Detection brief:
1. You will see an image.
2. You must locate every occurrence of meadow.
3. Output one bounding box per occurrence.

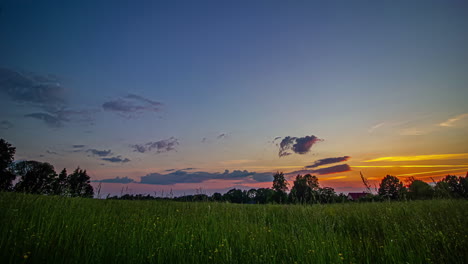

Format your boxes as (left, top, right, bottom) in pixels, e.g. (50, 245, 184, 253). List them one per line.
(0, 192, 467, 264)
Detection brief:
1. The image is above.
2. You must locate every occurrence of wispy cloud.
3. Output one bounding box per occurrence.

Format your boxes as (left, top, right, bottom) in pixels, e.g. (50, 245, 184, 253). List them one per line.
(0, 67, 66, 111)
(305, 156, 350, 168)
(368, 122, 385, 133)
(278, 135, 323, 157)
(86, 149, 112, 157)
(289, 164, 351, 176)
(364, 153, 468, 162)
(131, 137, 179, 154)
(439, 113, 468, 127)
(0, 120, 13, 130)
(102, 94, 162, 118)
(101, 156, 131, 163)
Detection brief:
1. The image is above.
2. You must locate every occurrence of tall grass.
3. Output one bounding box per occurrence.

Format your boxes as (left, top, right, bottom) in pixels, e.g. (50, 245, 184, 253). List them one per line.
(1, 192, 467, 263)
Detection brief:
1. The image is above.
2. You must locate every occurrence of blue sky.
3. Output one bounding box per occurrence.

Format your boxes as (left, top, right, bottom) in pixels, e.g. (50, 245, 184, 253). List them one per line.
(1, 0, 468, 196)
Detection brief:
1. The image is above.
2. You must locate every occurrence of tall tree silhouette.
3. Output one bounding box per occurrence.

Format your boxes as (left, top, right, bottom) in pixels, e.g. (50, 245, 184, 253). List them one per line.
(378, 175, 405, 200)
(14, 161, 57, 194)
(0, 138, 16, 190)
(67, 168, 94, 198)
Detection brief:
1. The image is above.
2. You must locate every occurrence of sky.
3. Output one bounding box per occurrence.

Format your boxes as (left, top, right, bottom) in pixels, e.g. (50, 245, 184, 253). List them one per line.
(1, 0, 468, 196)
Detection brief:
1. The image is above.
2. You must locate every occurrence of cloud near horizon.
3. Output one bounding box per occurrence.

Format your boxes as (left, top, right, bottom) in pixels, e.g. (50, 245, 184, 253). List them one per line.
(306, 156, 350, 168)
(99, 169, 274, 185)
(278, 135, 323, 157)
(93, 176, 135, 184)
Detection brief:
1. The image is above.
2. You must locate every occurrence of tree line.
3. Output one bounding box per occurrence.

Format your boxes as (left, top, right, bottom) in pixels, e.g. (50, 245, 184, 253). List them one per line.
(109, 172, 468, 204)
(0, 139, 93, 198)
(2, 138, 467, 203)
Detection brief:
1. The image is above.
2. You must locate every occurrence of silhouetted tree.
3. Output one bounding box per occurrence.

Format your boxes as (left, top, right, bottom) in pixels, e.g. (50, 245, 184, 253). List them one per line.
(67, 168, 94, 198)
(290, 174, 320, 203)
(223, 188, 245, 203)
(52, 168, 69, 195)
(272, 172, 288, 192)
(211, 192, 223, 201)
(408, 180, 434, 200)
(318, 187, 337, 204)
(378, 175, 405, 200)
(0, 138, 16, 191)
(440, 174, 468, 198)
(13, 161, 57, 194)
(254, 188, 275, 204)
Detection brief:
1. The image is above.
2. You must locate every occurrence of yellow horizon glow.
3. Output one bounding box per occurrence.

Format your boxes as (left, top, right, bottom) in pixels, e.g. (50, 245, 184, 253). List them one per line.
(353, 165, 468, 168)
(396, 168, 468, 177)
(364, 153, 468, 162)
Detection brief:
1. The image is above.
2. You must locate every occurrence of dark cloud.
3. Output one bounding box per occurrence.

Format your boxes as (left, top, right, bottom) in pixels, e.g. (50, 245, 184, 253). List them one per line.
(278, 135, 322, 157)
(217, 133, 227, 139)
(289, 164, 351, 176)
(139, 169, 272, 185)
(72, 145, 85, 148)
(1, 67, 95, 128)
(201, 137, 207, 143)
(101, 156, 131, 163)
(86, 149, 112, 157)
(0, 67, 66, 110)
(305, 156, 351, 168)
(313, 164, 351, 175)
(25, 113, 63, 128)
(165, 169, 175, 172)
(0, 120, 13, 130)
(46, 150, 58, 155)
(131, 137, 179, 154)
(93, 176, 135, 184)
(102, 94, 162, 117)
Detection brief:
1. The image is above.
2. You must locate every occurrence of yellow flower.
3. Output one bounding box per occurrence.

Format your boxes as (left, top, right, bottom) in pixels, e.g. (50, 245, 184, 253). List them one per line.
(23, 255, 28, 259)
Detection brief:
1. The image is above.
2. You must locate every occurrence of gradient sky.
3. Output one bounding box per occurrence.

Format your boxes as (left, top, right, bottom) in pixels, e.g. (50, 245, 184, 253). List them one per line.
(1, 0, 468, 196)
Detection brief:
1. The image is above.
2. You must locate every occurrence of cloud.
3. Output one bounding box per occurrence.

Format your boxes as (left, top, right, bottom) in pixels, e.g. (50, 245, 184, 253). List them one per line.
(312, 164, 351, 175)
(101, 156, 131, 163)
(289, 164, 351, 176)
(364, 153, 468, 162)
(439, 113, 468, 127)
(1, 67, 96, 128)
(131, 137, 179, 154)
(93, 176, 135, 184)
(0, 67, 66, 111)
(201, 137, 207, 143)
(305, 156, 351, 168)
(46, 150, 58, 155)
(217, 133, 227, 139)
(139, 169, 272, 185)
(278, 135, 323, 157)
(25, 113, 63, 128)
(368, 122, 385, 133)
(86, 149, 112, 157)
(72, 145, 85, 148)
(0, 120, 13, 129)
(102, 94, 162, 117)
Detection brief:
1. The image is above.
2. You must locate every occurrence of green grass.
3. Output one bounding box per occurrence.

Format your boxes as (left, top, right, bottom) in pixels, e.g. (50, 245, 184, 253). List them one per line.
(1, 192, 467, 263)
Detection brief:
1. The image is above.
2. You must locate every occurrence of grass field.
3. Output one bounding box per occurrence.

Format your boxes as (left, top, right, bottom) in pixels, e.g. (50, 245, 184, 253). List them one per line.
(1, 192, 467, 263)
